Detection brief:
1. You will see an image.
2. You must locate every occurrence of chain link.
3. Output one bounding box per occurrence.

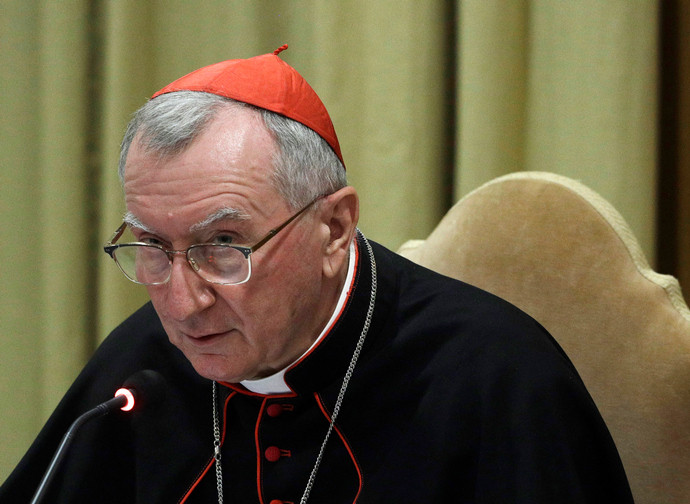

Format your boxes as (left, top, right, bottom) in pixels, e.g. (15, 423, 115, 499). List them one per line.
(213, 381, 224, 504)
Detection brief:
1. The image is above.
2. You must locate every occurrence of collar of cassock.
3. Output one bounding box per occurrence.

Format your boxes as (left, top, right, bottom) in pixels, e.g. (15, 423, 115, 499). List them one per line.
(237, 238, 358, 395)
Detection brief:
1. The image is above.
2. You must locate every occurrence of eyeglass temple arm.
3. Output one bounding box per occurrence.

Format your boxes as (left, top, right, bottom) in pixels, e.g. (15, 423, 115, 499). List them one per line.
(251, 197, 322, 253)
(106, 222, 128, 246)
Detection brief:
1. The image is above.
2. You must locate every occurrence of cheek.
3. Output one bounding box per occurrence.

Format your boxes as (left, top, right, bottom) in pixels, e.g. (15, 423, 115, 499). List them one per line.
(240, 248, 322, 323)
(233, 270, 308, 323)
(146, 288, 179, 340)
(146, 285, 166, 316)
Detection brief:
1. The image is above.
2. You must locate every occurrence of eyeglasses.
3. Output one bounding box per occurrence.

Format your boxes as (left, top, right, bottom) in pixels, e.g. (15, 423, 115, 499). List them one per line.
(104, 196, 324, 286)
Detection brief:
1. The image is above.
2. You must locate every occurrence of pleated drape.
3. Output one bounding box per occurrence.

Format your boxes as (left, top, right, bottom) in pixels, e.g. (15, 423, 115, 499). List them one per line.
(0, 0, 667, 483)
(1, 0, 97, 481)
(457, 0, 658, 257)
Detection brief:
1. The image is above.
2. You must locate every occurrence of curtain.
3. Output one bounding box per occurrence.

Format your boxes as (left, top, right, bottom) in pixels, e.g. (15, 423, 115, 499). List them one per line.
(456, 1, 659, 257)
(1, 0, 97, 482)
(1, 0, 674, 484)
(658, 0, 690, 297)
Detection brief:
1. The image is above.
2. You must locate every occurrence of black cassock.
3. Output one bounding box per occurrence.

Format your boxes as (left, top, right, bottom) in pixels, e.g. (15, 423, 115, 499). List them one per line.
(0, 236, 633, 503)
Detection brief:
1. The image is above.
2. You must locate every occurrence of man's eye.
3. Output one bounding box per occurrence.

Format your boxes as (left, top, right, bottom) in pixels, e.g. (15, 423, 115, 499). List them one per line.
(212, 234, 235, 245)
(141, 236, 165, 246)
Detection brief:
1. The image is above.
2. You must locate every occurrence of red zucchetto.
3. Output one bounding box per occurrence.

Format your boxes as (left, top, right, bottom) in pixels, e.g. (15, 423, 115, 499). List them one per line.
(151, 44, 344, 166)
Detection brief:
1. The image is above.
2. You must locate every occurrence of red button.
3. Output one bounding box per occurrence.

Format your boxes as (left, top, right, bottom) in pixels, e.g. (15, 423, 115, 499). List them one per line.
(269, 500, 284, 504)
(267, 404, 284, 417)
(265, 446, 282, 462)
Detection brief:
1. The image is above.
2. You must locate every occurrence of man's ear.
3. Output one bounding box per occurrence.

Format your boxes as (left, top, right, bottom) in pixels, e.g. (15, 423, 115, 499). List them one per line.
(321, 186, 359, 279)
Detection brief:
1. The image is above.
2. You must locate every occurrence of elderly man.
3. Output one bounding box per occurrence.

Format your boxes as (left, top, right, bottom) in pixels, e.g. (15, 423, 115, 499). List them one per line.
(1, 47, 633, 503)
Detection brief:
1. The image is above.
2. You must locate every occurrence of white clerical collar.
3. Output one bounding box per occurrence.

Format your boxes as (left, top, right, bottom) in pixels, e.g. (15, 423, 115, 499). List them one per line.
(241, 239, 357, 395)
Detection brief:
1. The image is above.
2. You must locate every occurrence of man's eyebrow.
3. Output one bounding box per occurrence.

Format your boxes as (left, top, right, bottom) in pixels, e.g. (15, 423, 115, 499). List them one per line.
(189, 207, 251, 233)
(121, 208, 251, 236)
(123, 211, 156, 234)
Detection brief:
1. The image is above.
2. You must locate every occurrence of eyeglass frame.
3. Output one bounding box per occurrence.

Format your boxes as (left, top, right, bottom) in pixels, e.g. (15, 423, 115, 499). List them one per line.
(103, 194, 326, 286)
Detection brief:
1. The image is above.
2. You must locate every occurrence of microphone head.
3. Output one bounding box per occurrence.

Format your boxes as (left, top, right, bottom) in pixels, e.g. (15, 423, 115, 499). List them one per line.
(117, 369, 168, 413)
(114, 388, 135, 411)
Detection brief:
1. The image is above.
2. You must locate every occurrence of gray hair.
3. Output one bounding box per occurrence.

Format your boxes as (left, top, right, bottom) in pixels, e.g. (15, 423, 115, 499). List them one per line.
(118, 91, 347, 209)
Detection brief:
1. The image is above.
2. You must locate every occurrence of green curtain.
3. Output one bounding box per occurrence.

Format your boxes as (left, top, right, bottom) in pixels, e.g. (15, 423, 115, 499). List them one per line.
(2, 0, 97, 482)
(0, 0, 659, 483)
(457, 0, 658, 257)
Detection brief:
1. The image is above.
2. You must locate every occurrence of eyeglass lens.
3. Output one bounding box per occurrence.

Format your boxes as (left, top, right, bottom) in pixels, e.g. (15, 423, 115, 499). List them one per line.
(112, 244, 250, 285)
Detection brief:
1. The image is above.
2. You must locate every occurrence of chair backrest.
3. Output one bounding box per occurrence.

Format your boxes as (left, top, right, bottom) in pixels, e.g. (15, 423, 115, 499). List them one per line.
(398, 171, 690, 504)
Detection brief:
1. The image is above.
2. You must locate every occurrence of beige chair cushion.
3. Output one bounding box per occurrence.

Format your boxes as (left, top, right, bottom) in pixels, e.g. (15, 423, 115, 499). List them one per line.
(398, 171, 690, 504)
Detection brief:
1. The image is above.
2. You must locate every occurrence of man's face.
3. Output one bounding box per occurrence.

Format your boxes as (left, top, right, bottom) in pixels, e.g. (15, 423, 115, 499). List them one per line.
(123, 107, 337, 382)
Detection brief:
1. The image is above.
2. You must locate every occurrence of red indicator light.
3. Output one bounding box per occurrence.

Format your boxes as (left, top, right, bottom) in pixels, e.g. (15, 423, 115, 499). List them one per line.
(114, 388, 135, 411)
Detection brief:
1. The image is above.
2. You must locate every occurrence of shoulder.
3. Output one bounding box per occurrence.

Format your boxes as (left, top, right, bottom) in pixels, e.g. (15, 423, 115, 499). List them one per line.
(96, 302, 170, 362)
(372, 240, 547, 337)
(54, 302, 203, 414)
(85, 302, 201, 393)
(370, 240, 579, 383)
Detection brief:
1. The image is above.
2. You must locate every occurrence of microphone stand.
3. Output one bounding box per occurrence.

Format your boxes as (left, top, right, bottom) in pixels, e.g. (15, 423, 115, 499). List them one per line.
(29, 395, 127, 504)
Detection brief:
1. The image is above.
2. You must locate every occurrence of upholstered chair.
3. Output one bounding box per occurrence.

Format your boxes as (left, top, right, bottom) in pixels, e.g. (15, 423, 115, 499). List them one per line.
(398, 172, 690, 504)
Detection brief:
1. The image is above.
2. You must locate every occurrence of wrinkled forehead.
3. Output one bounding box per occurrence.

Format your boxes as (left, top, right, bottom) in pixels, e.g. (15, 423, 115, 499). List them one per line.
(130, 101, 269, 168)
(122, 107, 285, 238)
(124, 105, 277, 185)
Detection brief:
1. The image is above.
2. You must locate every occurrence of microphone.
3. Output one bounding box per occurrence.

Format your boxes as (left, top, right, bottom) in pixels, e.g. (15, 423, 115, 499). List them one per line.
(29, 370, 167, 504)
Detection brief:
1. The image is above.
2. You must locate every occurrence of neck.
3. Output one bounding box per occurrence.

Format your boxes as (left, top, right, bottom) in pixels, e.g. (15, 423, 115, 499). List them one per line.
(241, 241, 356, 393)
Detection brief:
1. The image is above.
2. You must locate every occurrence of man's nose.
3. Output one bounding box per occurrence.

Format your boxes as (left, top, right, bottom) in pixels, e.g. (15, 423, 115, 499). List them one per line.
(165, 255, 216, 321)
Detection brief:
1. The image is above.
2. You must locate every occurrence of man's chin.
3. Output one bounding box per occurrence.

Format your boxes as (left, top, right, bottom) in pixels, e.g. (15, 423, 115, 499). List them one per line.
(187, 353, 251, 384)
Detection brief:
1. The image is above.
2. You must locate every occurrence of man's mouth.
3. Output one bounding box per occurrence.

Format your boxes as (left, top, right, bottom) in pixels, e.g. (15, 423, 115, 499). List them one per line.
(183, 330, 232, 346)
